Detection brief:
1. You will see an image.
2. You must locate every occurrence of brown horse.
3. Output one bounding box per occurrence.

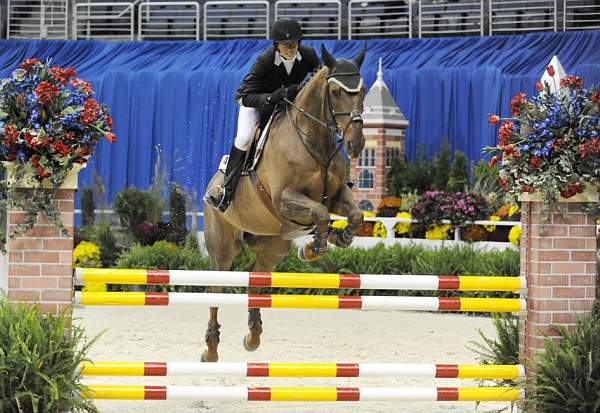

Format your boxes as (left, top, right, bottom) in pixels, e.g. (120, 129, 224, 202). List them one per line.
(201, 44, 367, 362)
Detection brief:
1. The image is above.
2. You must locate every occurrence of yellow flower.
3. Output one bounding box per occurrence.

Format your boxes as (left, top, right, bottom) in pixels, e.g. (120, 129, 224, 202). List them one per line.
(394, 211, 411, 235)
(362, 210, 376, 218)
(425, 224, 452, 240)
(331, 219, 348, 230)
(373, 222, 387, 238)
(508, 204, 520, 217)
(82, 282, 107, 292)
(509, 226, 521, 246)
(484, 215, 501, 232)
(73, 241, 101, 266)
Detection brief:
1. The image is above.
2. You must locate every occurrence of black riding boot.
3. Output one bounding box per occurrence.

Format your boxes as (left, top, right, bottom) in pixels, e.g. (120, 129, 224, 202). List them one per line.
(206, 146, 247, 212)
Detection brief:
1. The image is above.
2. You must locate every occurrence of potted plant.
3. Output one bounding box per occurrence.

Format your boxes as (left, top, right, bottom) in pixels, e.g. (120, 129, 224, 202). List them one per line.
(0, 58, 116, 250)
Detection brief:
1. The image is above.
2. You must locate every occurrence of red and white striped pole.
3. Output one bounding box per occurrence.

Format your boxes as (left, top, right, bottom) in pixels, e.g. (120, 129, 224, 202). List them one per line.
(79, 361, 525, 379)
(82, 385, 523, 401)
(74, 268, 526, 292)
(74, 291, 526, 312)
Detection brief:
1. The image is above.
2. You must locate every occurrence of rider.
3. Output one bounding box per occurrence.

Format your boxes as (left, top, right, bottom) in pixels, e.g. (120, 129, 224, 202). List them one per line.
(205, 18, 320, 212)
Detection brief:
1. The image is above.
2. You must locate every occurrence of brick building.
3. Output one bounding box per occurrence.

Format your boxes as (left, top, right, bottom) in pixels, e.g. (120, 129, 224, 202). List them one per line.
(350, 60, 409, 212)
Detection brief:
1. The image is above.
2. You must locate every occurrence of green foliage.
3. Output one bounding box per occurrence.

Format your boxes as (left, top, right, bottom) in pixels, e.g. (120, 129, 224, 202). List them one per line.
(447, 151, 470, 193)
(115, 240, 210, 271)
(470, 160, 504, 210)
(388, 144, 433, 195)
(432, 139, 452, 191)
(76, 222, 119, 268)
(80, 187, 95, 227)
(0, 297, 98, 413)
(524, 312, 600, 412)
(114, 187, 162, 230)
(169, 183, 186, 230)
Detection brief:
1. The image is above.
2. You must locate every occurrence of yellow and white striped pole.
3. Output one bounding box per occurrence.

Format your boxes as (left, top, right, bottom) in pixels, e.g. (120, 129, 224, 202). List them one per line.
(74, 268, 526, 292)
(79, 361, 525, 379)
(81, 385, 523, 401)
(74, 291, 526, 312)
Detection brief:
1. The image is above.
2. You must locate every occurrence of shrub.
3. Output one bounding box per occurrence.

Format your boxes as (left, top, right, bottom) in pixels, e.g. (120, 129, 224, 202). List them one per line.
(115, 240, 209, 271)
(80, 187, 95, 227)
(447, 151, 470, 192)
(0, 297, 98, 413)
(525, 312, 600, 412)
(114, 187, 161, 231)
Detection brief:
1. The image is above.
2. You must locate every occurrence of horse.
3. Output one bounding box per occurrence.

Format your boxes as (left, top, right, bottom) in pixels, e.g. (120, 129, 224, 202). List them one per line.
(201, 44, 367, 362)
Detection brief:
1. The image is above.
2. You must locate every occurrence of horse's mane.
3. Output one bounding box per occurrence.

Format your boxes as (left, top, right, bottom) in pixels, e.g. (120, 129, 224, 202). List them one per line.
(296, 65, 329, 101)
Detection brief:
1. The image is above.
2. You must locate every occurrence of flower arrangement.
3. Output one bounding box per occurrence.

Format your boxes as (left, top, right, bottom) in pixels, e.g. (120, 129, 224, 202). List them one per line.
(394, 211, 412, 235)
(410, 191, 491, 228)
(485, 67, 600, 203)
(0, 58, 116, 249)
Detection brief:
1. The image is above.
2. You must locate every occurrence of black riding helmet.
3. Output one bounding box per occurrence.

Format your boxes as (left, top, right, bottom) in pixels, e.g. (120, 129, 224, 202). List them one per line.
(270, 18, 303, 44)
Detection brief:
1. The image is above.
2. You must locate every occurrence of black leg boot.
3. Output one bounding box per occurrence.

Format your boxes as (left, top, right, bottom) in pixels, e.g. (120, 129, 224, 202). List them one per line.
(205, 146, 247, 212)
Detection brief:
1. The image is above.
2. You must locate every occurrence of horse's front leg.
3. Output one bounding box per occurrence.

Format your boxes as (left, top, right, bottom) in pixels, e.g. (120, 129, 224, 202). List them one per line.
(201, 286, 224, 362)
(279, 188, 330, 262)
(328, 185, 363, 248)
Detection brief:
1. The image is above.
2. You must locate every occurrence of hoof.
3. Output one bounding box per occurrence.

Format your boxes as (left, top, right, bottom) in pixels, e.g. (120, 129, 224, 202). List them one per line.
(243, 334, 261, 352)
(298, 243, 325, 262)
(201, 351, 218, 363)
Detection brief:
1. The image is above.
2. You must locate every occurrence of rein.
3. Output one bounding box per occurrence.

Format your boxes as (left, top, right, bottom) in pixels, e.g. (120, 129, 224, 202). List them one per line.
(282, 71, 363, 204)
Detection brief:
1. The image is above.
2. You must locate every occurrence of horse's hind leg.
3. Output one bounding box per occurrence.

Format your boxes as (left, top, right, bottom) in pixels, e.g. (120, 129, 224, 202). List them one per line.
(202, 206, 241, 362)
(243, 235, 292, 352)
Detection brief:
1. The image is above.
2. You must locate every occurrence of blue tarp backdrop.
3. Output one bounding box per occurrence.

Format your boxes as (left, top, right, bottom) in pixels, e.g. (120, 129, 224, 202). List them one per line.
(1, 31, 600, 211)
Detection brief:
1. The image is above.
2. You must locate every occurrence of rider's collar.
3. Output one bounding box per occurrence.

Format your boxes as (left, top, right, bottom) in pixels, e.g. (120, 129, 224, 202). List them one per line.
(327, 75, 363, 93)
(274, 50, 302, 66)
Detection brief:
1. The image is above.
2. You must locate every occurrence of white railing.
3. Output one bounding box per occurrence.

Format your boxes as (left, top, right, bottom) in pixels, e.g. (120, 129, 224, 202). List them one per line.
(138, 1, 200, 40)
(348, 0, 412, 39)
(74, 2, 134, 40)
(419, 0, 483, 37)
(203, 0, 269, 40)
(563, 0, 600, 31)
(275, 0, 342, 40)
(489, 0, 557, 34)
(8, 0, 68, 39)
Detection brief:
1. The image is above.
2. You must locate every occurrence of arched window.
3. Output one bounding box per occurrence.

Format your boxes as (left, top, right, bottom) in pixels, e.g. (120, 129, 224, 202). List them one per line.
(359, 200, 373, 212)
(358, 169, 374, 189)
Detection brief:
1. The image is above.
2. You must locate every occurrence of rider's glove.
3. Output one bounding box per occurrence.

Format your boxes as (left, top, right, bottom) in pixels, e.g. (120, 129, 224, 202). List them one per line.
(267, 87, 287, 105)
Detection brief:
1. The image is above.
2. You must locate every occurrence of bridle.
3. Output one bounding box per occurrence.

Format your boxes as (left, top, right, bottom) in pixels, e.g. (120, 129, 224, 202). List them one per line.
(283, 70, 364, 204)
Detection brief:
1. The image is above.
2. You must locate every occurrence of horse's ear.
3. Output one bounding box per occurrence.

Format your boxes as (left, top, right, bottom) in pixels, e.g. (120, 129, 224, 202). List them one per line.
(321, 44, 336, 69)
(353, 44, 367, 69)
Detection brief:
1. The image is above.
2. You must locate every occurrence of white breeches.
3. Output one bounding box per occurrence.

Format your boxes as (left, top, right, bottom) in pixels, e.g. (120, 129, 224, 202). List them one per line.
(234, 105, 260, 151)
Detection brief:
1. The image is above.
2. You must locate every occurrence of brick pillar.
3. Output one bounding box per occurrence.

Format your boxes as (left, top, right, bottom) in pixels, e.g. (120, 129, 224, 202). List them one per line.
(519, 199, 597, 363)
(6, 188, 75, 316)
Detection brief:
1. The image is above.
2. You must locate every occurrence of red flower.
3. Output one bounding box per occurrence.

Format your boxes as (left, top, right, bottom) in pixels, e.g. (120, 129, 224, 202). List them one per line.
(19, 58, 41, 70)
(51, 141, 72, 157)
(552, 139, 565, 150)
(30, 155, 41, 165)
(535, 80, 543, 92)
(488, 156, 498, 167)
(34, 81, 60, 104)
(488, 114, 500, 125)
(592, 90, 600, 103)
(105, 114, 113, 131)
(503, 144, 515, 155)
(498, 177, 509, 190)
(579, 138, 600, 160)
(49, 66, 77, 85)
(498, 120, 514, 146)
(510, 92, 527, 116)
(559, 75, 583, 89)
(80, 98, 100, 124)
(70, 78, 93, 94)
(529, 156, 543, 169)
(2, 124, 19, 145)
(560, 181, 584, 198)
(522, 184, 535, 193)
(36, 165, 51, 178)
(547, 65, 555, 77)
(105, 132, 117, 143)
